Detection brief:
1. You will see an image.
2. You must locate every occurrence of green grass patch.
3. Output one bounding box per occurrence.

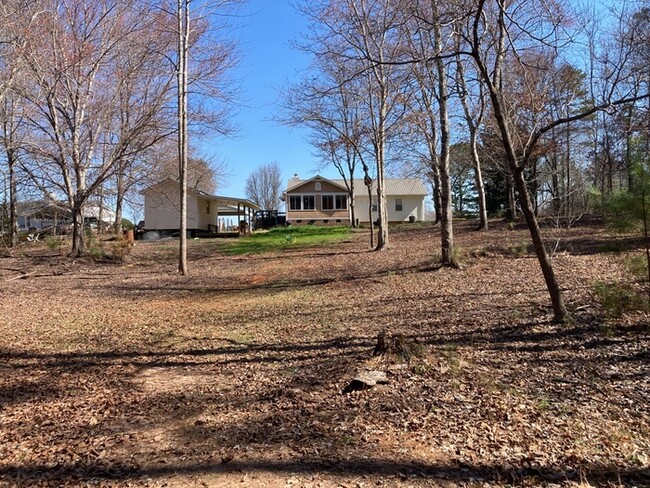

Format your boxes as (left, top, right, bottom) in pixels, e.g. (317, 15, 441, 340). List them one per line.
(218, 226, 351, 255)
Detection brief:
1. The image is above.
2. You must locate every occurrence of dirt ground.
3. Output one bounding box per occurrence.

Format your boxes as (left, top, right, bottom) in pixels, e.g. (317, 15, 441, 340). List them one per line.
(0, 220, 648, 487)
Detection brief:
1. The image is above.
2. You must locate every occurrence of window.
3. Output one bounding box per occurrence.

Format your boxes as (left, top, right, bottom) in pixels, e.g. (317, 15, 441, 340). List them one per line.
(335, 195, 347, 210)
(289, 195, 302, 211)
(322, 194, 347, 211)
(322, 195, 334, 210)
(371, 199, 378, 212)
(303, 195, 315, 210)
(395, 198, 403, 212)
(315, 182, 321, 191)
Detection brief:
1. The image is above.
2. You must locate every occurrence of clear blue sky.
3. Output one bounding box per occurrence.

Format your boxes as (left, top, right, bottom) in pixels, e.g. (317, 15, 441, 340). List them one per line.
(202, 0, 333, 199)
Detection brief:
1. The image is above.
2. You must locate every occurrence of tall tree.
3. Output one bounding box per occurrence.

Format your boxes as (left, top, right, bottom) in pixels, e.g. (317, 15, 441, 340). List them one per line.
(17, 0, 176, 257)
(455, 47, 488, 230)
(0, 0, 34, 248)
(298, 0, 409, 250)
(282, 51, 375, 232)
(463, 0, 650, 322)
(176, 0, 190, 275)
(244, 161, 282, 211)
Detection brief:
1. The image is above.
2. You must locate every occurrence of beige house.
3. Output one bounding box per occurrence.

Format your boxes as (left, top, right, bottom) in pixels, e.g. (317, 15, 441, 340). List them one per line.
(142, 179, 260, 236)
(284, 175, 428, 225)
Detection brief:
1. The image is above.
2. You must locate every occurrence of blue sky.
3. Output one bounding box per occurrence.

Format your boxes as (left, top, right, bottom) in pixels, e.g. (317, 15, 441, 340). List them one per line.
(202, 0, 333, 198)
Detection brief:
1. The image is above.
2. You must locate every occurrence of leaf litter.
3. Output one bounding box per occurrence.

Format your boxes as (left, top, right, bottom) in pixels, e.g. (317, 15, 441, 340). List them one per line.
(0, 220, 648, 487)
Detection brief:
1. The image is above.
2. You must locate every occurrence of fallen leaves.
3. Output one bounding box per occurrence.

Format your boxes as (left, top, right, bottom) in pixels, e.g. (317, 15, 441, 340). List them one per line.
(0, 220, 648, 487)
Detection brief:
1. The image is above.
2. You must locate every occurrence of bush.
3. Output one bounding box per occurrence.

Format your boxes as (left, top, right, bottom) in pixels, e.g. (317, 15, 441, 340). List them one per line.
(45, 236, 64, 251)
(593, 281, 649, 318)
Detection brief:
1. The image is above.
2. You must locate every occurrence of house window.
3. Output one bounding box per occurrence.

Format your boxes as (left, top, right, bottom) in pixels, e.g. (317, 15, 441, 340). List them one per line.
(322, 195, 334, 210)
(303, 195, 315, 210)
(335, 195, 347, 210)
(322, 194, 347, 211)
(371, 199, 378, 212)
(315, 182, 321, 191)
(395, 198, 403, 212)
(289, 195, 302, 211)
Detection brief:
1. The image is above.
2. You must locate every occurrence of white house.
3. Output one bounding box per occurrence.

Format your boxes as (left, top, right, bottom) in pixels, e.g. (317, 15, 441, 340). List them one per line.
(284, 175, 428, 225)
(142, 179, 260, 236)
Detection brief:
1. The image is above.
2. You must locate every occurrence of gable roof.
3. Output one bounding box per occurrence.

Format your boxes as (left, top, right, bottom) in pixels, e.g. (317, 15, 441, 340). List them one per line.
(286, 174, 348, 193)
(286, 175, 427, 198)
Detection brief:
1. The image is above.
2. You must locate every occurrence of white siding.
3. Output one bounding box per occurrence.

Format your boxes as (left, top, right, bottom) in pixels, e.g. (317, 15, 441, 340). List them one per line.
(355, 195, 424, 223)
(144, 181, 181, 230)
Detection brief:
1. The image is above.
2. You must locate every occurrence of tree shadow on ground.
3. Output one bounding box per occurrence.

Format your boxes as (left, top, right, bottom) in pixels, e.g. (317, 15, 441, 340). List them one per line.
(1, 451, 648, 486)
(1, 310, 648, 486)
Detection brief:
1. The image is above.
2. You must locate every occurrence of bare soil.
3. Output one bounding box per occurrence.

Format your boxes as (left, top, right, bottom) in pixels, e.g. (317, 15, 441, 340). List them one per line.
(0, 220, 648, 487)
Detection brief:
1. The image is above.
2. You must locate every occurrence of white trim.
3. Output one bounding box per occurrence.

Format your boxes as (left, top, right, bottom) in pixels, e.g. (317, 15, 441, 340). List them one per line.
(321, 193, 348, 211)
(289, 194, 316, 211)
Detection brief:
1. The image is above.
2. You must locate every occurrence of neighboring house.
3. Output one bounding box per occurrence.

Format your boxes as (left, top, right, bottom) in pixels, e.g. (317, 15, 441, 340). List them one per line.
(283, 174, 428, 225)
(16, 200, 114, 232)
(142, 179, 260, 236)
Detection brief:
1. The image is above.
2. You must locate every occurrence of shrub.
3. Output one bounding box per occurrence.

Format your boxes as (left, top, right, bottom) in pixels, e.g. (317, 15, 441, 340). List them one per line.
(593, 281, 649, 318)
(45, 236, 64, 251)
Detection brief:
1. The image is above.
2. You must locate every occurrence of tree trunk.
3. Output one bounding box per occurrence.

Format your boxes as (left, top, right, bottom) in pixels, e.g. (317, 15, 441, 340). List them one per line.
(8, 149, 18, 247)
(349, 179, 356, 227)
(513, 167, 568, 322)
(177, 0, 189, 275)
(505, 173, 517, 220)
(471, 139, 488, 230)
(375, 174, 388, 250)
(433, 9, 455, 266)
(367, 185, 374, 248)
(375, 120, 389, 250)
(430, 165, 442, 225)
(70, 202, 85, 258)
(439, 162, 454, 265)
(114, 168, 124, 234)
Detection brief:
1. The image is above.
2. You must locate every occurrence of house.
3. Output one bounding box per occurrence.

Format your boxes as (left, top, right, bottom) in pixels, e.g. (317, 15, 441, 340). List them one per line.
(16, 200, 114, 232)
(284, 174, 428, 225)
(142, 179, 260, 236)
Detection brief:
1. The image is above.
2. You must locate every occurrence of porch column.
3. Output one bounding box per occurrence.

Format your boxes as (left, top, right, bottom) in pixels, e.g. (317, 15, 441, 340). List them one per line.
(237, 202, 241, 236)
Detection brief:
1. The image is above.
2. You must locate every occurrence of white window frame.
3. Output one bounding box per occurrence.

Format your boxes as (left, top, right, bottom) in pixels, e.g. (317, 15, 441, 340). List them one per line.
(303, 195, 315, 210)
(289, 195, 302, 211)
(395, 198, 403, 212)
(321, 194, 334, 210)
(335, 194, 347, 210)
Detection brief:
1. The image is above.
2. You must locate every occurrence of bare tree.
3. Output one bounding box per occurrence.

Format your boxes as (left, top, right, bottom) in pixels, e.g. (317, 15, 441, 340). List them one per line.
(298, 0, 409, 250)
(16, 0, 178, 257)
(176, 0, 190, 275)
(244, 162, 282, 211)
(282, 52, 370, 231)
(462, 0, 650, 322)
(455, 47, 488, 230)
(0, 0, 35, 248)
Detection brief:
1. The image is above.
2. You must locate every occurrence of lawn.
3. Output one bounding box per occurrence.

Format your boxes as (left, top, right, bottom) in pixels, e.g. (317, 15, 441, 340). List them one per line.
(217, 225, 352, 255)
(0, 221, 648, 487)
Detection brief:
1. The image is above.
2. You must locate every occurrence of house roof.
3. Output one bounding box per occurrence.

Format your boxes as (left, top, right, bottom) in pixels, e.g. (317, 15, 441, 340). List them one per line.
(285, 174, 348, 193)
(333, 178, 428, 198)
(142, 178, 260, 211)
(285, 175, 427, 198)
